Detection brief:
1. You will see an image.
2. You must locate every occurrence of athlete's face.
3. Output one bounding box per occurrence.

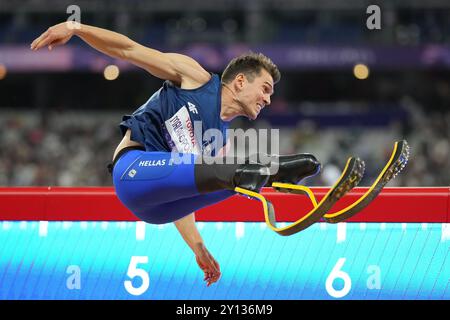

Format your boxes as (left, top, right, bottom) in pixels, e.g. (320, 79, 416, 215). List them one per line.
(236, 69, 274, 120)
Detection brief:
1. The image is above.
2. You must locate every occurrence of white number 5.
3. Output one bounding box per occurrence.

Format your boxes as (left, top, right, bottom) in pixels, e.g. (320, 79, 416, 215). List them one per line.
(124, 256, 150, 296)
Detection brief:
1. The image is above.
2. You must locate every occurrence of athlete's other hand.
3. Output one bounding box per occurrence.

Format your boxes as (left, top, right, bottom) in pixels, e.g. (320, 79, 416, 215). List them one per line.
(31, 22, 75, 51)
(194, 243, 221, 286)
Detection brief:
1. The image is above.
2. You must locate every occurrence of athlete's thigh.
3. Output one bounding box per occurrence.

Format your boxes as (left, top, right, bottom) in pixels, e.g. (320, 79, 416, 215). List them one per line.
(136, 190, 235, 224)
(113, 150, 200, 208)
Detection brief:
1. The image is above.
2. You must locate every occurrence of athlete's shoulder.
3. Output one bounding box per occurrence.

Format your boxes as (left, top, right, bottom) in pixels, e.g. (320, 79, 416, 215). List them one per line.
(162, 73, 220, 92)
(209, 73, 220, 83)
(196, 73, 221, 92)
(198, 73, 221, 89)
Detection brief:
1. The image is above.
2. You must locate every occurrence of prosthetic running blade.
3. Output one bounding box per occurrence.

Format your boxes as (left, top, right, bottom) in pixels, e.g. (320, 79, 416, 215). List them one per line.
(322, 140, 410, 223)
(235, 156, 365, 236)
(270, 140, 410, 225)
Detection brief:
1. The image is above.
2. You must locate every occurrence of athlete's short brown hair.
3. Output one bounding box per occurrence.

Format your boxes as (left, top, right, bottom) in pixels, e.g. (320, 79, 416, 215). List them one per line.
(221, 52, 280, 84)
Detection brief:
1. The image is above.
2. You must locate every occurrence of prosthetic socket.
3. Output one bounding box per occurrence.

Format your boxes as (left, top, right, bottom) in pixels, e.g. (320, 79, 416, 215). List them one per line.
(194, 153, 321, 194)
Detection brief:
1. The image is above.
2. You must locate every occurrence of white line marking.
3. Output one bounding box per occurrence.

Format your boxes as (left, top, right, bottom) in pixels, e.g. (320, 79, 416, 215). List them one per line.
(62, 222, 72, 229)
(39, 221, 48, 237)
(136, 221, 146, 241)
(2, 221, 11, 230)
(236, 222, 245, 239)
(197, 222, 205, 230)
(119, 222, 127, 229)
(337, 222, 347, 243)
(441, 223, 450, 242)
(19, 221, 27, 230)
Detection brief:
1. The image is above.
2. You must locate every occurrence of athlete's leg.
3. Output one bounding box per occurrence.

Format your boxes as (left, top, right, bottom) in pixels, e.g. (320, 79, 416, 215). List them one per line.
(133, 190, 235, 224)
(111, 149, 269, 217)
(112, 150, 199, 208)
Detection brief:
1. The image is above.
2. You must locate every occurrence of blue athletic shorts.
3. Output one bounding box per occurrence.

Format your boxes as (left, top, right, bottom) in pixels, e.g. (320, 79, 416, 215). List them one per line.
(110, 148, 235, 224)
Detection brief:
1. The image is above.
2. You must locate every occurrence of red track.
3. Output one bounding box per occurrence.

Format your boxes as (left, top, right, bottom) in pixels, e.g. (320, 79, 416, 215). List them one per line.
(0, 187, 448, 222)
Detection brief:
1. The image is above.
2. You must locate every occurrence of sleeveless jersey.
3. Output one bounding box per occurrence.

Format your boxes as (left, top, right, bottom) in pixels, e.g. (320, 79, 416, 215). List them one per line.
(119, 74, 228, 156)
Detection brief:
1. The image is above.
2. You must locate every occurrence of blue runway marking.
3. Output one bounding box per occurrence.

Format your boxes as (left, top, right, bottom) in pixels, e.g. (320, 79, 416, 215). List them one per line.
(0, 222, 448, 300)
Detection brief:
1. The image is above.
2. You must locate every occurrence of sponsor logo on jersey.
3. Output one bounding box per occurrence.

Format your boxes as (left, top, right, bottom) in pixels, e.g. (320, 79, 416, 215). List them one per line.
(188, 101, 198, 114)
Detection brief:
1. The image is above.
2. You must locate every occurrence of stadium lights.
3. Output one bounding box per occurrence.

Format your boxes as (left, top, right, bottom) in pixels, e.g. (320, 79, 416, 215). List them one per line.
(103, 64, 120, 80)
(0, 64, 7, 80)
(353, 63, 370, 80)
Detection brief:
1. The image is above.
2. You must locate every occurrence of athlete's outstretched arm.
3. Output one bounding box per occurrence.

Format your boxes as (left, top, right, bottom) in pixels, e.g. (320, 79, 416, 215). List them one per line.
(174, 213, 221, 286)
(30, 22, 210, 86)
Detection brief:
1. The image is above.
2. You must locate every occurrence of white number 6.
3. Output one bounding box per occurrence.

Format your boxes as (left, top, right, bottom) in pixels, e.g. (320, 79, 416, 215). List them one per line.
(124, 256, 150, 296)
(325, 257, 352, 298)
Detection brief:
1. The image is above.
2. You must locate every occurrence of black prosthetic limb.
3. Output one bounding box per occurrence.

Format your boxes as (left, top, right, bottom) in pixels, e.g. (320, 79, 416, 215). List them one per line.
(194, 156, 270, 194)
(247, 153, 321, 186)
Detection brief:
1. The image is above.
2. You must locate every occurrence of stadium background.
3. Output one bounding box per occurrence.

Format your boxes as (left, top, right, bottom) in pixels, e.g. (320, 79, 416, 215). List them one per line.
(1, 0, 449, 188)
(1, 0, 450, 301)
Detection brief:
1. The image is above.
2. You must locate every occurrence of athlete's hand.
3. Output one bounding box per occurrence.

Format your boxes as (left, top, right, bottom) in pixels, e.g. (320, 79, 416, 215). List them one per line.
(31, 22, 76, 51)
(194, 244, 221, 286)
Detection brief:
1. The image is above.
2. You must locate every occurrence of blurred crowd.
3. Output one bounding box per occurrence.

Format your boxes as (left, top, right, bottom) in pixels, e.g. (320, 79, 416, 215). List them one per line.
(1, 3, 450, 46)
(1, 97, 448, 187)
(0, 110, 121, 186)
(1, 2, 449, 188)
